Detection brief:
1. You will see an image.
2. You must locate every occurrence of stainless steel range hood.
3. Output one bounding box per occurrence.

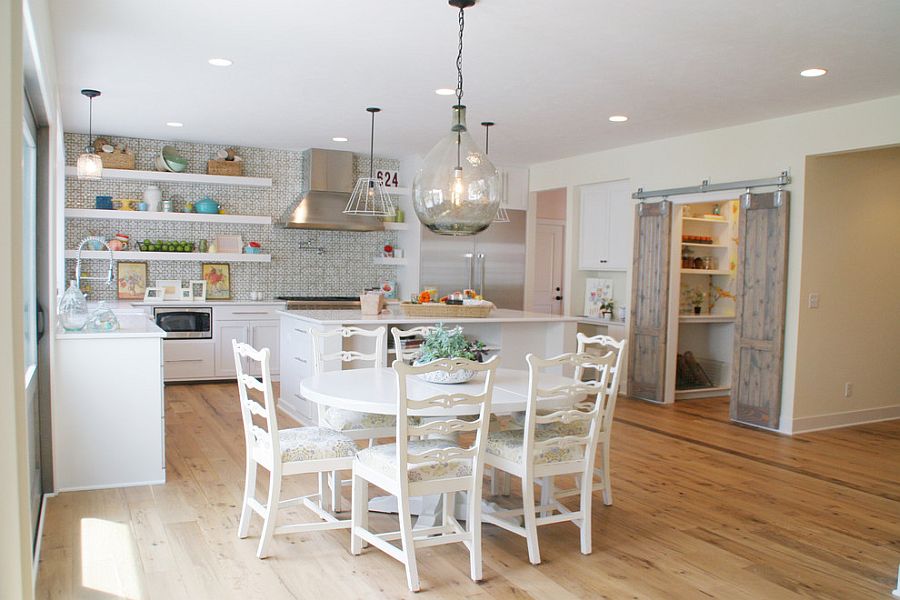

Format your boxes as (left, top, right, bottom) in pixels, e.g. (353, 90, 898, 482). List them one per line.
(277, 148, 384, 231)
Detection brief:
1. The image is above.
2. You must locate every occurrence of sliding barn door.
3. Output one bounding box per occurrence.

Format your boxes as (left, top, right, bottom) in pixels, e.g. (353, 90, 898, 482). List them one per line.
(731, 190, 789, 429)
(628, 200, 671, 403)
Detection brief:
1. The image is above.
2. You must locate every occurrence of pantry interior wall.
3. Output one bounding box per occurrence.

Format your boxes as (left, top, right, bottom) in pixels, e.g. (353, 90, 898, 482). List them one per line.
(528, 94, 900, 433)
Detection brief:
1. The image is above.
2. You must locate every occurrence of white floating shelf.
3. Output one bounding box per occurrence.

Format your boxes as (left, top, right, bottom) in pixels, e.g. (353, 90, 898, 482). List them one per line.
(65, 166, 272, 188)
(65, 208, 272, 225)
(682, 217, 729, 226)
(372, 257, 408, 266)
(679, 315, 736, 323)
(382, 222, 410, 231)
(681, 268, 732, 276)
(681, 242, 728, 249)
(65, 250, 271, 263)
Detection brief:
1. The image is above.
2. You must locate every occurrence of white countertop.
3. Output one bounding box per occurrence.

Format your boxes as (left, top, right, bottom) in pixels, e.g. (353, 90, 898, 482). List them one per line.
(577, 316, 627, 326)
(131, 300, 286, 308)
(277, 307, 581, 325)
(56, 314, 166, 340)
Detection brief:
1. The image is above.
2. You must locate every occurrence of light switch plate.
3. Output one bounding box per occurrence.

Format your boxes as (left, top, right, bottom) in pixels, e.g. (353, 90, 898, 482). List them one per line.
(808, 293, 820, 309)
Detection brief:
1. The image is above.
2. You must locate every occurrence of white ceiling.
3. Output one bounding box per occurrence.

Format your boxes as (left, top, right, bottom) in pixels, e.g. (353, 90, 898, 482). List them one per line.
(51, 0, 900, 166)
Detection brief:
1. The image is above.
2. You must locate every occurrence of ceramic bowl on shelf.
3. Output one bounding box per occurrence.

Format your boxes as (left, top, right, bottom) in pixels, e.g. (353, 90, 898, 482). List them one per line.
(159, 146, 188, 172)
(193, 197, 219, 214)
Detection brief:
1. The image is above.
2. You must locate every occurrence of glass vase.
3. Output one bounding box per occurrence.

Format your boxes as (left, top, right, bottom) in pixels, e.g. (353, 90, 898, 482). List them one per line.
(58, 280, 89, 331)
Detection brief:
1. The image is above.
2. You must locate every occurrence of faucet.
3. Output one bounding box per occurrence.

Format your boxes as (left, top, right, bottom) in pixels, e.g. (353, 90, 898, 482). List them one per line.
(75, 236, 115, 292)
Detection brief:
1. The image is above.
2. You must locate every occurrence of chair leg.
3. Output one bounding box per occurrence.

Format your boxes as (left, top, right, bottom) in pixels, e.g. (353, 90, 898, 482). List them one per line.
(521, 477, 541, 565)
(488, 467, 497, 496)
(539, 476, 554, 517)
(468, 485, 483, 581)
(317, 471, 332, 512)
(441, 492, 452, 528)
(501, 470, 511, 496)
(600, 442, 613, 506)
(579, 468, 593, 555)
(330, 469, 342, 512)
(256, 469, 282, 559)
(350, 472, 368, 555)
(238, 457, 257, 539)
(398, 492, 421, 592)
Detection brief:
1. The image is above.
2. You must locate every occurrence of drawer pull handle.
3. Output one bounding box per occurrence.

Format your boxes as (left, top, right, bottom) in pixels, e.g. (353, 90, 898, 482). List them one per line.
(293, 328, 308, 335)
(232, 311, 268, 315)
(293, 357, 308, 363)
(166, 358, 203, 363)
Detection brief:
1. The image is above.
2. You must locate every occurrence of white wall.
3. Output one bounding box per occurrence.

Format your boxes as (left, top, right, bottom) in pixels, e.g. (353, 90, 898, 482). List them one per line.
(529, 94, 900, 433)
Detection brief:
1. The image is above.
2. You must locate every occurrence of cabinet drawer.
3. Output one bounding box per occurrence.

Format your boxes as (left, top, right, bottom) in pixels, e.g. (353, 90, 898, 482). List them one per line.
(163, 340, 215, 380)
(215, 305, 283, 322)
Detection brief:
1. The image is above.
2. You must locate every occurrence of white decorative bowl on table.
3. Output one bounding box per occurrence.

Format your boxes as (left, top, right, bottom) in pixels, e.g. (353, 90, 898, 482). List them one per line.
(413, 360, 476, 384)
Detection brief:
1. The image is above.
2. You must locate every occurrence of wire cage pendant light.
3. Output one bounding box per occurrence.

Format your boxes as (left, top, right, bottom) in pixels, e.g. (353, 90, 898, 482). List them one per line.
(344, 107, 395, 217)
(411, 0, 500, 236)
(482, 121, 509, 223)
(76, 89, 103, 180)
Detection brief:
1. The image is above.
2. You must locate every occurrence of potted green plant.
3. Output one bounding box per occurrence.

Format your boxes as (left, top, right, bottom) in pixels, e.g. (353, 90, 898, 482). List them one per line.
(599, 298, 615, 320)
(687, 287, 705, 315)
(413, 324, 486, 384)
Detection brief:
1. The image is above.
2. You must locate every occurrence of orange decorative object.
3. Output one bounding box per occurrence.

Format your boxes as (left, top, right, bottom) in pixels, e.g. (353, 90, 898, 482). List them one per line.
(418, 290, 432, 304)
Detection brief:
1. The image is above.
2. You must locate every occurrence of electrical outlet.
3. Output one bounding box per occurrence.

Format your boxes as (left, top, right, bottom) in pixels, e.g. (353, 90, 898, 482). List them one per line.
(808, 293, 820, 309)
(844, 383, 853, 398)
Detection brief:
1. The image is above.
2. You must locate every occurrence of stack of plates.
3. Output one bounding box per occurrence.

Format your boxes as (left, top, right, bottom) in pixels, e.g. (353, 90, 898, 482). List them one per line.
(155, 146, 188, 173)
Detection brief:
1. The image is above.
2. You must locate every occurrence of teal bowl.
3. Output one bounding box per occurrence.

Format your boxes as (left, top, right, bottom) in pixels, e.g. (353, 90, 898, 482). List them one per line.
(165, 157, 188, 173)
(194, 198, 219, 214)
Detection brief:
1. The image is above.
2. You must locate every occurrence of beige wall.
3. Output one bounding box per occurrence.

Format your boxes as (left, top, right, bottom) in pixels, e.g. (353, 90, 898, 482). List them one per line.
(1, 0, 35, 596)
(535, 188, 567, 220)
(529, 94, 900, 432)
(792, 146, 900, 430)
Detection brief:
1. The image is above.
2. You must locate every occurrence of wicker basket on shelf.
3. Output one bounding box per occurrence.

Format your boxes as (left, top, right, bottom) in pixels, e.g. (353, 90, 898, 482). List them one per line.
(399, 302, 493, 318)
(207, 160, 243, 176)
(99, 151, 135, 170)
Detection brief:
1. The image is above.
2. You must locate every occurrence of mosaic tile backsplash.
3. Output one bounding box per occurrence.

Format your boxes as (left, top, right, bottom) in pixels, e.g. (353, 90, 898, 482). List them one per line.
(65, 133, 400, 301)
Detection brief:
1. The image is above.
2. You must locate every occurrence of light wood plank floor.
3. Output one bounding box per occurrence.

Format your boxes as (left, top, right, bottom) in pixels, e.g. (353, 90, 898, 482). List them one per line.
(36, 383, 900, 599)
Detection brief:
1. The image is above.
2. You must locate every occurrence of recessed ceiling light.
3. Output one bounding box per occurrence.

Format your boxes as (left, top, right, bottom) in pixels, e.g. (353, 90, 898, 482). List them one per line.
(608, 115, 628, 123)
(208, 58, 233, 67)
(800, 68, 827, 78)
(166, 122, 184, 128)
(435, 88, 456, 96)
(332, 137, 349, 142)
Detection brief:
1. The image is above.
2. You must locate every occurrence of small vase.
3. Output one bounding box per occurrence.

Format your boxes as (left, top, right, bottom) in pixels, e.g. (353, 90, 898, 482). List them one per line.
(693, 305, 702, 315)
(59, 281, 89, 331)
(143, 185, 161, 212)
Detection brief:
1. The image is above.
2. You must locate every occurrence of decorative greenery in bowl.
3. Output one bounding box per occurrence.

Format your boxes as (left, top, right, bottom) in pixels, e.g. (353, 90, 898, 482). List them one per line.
(413, 324, 486, 384)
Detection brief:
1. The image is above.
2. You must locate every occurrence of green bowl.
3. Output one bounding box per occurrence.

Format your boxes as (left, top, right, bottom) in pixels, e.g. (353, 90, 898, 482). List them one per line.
(165, 157, 188, 172)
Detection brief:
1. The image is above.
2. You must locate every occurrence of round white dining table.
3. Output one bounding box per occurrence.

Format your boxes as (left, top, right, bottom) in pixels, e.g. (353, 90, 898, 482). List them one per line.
(299, 367, 577, 417)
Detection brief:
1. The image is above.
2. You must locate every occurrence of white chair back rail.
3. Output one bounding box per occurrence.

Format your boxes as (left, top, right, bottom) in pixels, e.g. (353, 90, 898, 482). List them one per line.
(233, 340, 279, 457)
(311, 326, 387, 373)
(575, 333, 626, 433)
(390, 325, 438, 363)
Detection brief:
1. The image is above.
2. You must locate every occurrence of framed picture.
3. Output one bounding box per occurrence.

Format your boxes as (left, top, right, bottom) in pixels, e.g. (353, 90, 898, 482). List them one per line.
(117, 262, 148, 300)
(179, 288, 193, 300)
(201, 263, 231, 300)
(156, 279, 182, 300)
(214, 235, 242, 254)
(189, 280, 207, 302)
(143, 287, 165, 302)
(584, 277, 613, 318)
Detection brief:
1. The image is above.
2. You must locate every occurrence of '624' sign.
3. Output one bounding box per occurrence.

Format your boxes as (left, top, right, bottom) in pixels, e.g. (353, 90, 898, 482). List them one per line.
(375, 169, 400, 188)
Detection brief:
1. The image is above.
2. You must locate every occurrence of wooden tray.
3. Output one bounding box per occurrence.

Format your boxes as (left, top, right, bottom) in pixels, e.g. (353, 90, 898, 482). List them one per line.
(399, 302, 493, 318)
(208, 160, 243, 176)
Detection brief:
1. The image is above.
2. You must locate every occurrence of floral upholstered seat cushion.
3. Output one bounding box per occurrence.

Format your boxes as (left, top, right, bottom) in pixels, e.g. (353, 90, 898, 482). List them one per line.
(356, 438, 472, 482)
(321, 407, 397, 431)
(485, 429, 584, 464)
(258, 427, 358, 463)
(541, 419, 590, 437)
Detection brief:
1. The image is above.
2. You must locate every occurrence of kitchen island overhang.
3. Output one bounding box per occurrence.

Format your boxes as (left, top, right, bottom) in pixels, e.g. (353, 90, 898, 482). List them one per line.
(277, 308, 580, 423)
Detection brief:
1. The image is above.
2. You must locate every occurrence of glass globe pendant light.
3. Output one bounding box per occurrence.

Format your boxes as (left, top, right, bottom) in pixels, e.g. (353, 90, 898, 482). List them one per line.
(344, 107, 395, 217)
(412, 0, 500, 236)
(482, 121, 509, 223)
(76, 89, 103, 180)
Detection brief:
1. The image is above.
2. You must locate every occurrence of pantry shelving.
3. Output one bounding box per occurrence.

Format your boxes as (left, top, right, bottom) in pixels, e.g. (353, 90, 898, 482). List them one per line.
(64, 166, 272, 188)
(64, 208, 272, 225)
(65, 250, 271, 263)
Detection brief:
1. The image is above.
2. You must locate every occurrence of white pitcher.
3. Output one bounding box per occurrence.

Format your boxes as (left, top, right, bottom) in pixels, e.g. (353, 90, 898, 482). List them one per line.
(142, 185, 161, 212)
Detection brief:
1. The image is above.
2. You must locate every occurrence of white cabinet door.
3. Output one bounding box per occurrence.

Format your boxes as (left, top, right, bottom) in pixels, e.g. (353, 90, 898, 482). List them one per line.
(578, 180, 632, 271)
(249, 322, 280, 376)
(605, 181, 634, 271)
(215, 321, 250, 377)
(500, 166, 530, 211)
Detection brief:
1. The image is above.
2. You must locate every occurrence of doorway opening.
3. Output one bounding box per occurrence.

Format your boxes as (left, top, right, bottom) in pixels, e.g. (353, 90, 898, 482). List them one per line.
(530, 188, 566, 314)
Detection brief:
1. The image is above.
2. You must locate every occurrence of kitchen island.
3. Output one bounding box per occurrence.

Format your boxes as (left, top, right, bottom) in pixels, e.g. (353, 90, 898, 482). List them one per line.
(277, 307, 579, 422)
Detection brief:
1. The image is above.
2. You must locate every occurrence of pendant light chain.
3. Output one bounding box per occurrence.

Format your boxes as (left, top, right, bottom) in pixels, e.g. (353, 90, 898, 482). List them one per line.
(456, 5, 465, 106)
(88, 95, 93, 147)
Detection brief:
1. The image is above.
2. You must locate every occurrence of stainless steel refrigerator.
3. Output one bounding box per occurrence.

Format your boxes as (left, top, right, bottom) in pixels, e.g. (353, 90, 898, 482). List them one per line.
(419, 210, 527, 309)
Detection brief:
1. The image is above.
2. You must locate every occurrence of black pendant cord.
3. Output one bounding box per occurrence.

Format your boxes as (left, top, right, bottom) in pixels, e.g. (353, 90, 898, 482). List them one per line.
(366, 107, 380, 187)
(88, 96, 93, 147)
(482, 121, 494, 155)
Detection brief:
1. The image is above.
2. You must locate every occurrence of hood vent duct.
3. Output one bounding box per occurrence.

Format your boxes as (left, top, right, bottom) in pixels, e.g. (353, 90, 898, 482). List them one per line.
(277, 148, 385, 231)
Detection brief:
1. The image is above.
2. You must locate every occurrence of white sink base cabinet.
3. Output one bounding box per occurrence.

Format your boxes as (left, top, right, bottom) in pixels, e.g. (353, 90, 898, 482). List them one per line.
(54, 334, 165, 491)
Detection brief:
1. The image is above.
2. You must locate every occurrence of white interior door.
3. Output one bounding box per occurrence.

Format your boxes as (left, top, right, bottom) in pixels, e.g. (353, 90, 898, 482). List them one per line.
(532, 221, 565, 314)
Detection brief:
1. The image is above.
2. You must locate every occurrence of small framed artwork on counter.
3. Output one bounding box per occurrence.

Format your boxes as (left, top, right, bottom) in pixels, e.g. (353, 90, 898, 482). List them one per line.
(143, 287, 165, 302)
(189, 280, 207, 302)
(117, 262, 148, 300)
(201, 263, 231, 300)
(179, 288, 193, 301)
(156, 279, 182, 300)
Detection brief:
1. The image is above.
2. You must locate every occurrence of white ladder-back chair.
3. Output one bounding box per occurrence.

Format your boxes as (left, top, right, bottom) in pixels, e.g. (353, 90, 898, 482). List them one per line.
(310, 326, 396, 509)
(350, 356, 499, 592)
(232, 341, 357, 559)
(482, 350, 615, 565)
(390, 325, 438, 363)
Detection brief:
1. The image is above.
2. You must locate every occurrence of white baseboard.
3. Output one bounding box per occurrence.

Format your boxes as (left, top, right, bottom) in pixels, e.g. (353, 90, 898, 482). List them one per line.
(277, 397, 312, 425)
(792, 404, 900, 434)
(33, 492, 56, 588)
(54, 478, 166, 493)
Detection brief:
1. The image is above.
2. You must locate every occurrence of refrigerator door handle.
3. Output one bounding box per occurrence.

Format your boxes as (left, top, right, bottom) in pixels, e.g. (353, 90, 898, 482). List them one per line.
(465, 253, 474, 290)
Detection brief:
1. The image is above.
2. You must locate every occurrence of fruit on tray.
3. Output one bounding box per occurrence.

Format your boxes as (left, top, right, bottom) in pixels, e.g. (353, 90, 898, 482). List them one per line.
(139, 239, 196, 253)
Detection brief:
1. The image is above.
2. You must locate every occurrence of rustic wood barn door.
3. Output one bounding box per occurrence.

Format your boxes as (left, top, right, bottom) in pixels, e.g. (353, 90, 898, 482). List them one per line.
(730, 190, 790, 429)
(628, 200, 671, 403)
